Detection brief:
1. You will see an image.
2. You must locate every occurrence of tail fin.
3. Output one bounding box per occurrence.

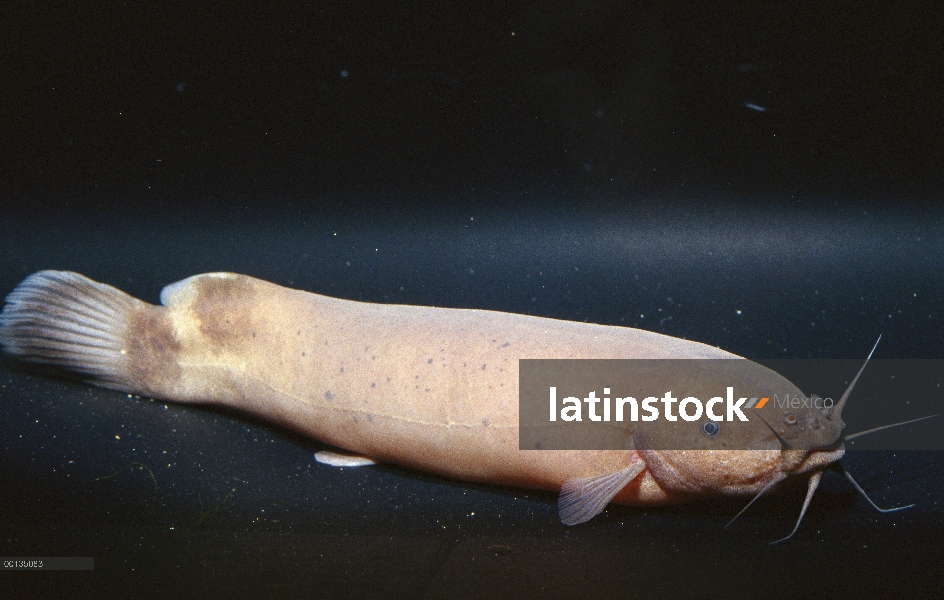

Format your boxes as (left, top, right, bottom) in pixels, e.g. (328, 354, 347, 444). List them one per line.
(0, 271, 144, 392)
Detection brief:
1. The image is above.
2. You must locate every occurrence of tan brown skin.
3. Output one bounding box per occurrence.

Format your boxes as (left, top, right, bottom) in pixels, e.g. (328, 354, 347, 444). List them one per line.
(0, 271, 869, 531)
(150, 273, 823, 504)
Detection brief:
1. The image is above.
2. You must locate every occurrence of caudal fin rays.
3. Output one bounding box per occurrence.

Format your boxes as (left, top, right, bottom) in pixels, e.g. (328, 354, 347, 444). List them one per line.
(0, 270, 139, 392)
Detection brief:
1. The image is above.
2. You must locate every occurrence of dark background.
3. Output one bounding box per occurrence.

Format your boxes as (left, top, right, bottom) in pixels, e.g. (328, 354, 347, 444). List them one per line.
(1, 1, 942, 598)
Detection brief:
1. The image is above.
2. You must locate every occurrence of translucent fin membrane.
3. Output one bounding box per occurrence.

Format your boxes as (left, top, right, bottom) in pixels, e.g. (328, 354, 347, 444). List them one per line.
(0, 270, 138, 391)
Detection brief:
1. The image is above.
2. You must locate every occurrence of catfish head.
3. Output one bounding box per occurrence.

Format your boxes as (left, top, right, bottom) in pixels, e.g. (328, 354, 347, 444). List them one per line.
(559, 337, 937, 543)
(647, 337, 935, 543)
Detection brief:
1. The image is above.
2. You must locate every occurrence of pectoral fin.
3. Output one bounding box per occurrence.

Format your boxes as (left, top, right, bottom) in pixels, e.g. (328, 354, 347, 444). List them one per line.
(558, 454, 646, 525)
(314, 450, 377, 467)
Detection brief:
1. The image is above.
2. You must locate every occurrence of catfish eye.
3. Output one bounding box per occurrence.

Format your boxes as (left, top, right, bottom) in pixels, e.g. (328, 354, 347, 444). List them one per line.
(783, 413, 797, 425)
(702, 421, 720, 437)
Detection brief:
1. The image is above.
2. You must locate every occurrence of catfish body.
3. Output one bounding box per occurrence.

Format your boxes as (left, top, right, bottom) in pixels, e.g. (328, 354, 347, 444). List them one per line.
(0, 271, 832, 517)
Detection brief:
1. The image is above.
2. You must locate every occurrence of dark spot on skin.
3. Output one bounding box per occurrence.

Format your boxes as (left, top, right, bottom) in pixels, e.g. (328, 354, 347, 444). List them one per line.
(371, 382, 376, 388)
(367, 415, 373, 422)
(302, 352, 306, 357)
(252, 332, 256, 338)
(415, 375, 419, 379)
(501, 342, 510, 348)
(340, 367, 344, 373)
(425, 388, 430, 392)
(427, 358, 433, 364)
(298, 330, 301, 335)
(482, 418, 489, 427)
(481, 364, 487, 370)
(386, 377, 391, 382)
(371, 355, 376, 360)
(365, 346, 370, 352)
(325, 390, 334, 401)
